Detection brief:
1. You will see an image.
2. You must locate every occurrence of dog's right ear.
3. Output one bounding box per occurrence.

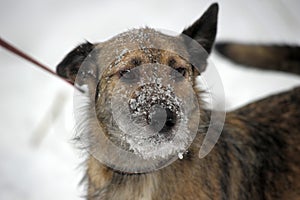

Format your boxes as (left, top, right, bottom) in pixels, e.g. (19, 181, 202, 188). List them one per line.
(182, 3, 218, 54)
(56, 42, 94, 84)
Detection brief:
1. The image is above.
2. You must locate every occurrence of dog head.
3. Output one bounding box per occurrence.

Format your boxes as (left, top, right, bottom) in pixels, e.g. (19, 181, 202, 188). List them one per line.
(56, 3, 218, 173)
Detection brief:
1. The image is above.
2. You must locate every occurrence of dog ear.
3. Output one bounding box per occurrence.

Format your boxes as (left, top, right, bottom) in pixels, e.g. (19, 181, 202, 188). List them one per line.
(182, 3, 218, 54)
(56, 42, 94, 84)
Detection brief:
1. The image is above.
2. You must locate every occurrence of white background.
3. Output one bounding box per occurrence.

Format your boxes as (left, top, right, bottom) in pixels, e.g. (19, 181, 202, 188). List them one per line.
(0, 0, 300, 199)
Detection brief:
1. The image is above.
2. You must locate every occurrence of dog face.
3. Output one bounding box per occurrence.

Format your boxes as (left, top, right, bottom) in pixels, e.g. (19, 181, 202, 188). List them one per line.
(57, 3, 218, 172)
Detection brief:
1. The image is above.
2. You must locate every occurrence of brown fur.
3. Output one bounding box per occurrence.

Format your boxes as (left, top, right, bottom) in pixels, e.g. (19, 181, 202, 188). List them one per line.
(56, 3, 300, 200)
(84, 85, 300, 200)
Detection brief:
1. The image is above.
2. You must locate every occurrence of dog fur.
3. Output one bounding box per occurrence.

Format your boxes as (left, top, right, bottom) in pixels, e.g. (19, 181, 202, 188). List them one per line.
(56, 3, 300, 200)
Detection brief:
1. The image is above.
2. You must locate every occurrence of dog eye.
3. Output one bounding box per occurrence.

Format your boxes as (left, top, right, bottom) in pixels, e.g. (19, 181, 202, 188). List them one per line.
(131, 58, 142, 66)
(171, 67, 187, 81)
(176, 68, 186, 76)
(119, 69, 139, 83)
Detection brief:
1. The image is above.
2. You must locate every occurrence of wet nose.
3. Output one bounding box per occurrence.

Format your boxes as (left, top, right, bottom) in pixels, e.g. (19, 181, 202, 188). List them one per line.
(160, 108, 176, 134)
(149, 105, 177, 134)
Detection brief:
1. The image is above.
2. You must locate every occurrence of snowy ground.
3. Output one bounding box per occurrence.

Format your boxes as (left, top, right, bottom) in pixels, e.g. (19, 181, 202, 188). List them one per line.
(0, 0, 300, 199)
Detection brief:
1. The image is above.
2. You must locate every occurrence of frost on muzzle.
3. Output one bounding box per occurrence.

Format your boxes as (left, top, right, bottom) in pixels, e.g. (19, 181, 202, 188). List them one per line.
(73, 29, 225, 173)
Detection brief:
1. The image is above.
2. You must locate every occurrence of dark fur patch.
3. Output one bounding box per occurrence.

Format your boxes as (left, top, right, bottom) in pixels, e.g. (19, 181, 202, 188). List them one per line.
(56, 41, 94, 82)
(215, 43, 300, 75)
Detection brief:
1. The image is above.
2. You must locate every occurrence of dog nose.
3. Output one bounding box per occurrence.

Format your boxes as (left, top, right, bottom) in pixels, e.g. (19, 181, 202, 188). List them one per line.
(149, 105, 177, 134)
(128, 83, 181, 137)
(159, 108, 176, 133)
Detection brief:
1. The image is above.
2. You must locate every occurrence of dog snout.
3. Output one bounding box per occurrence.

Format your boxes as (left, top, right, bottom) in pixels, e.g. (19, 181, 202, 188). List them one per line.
(129, 83, 180, 135)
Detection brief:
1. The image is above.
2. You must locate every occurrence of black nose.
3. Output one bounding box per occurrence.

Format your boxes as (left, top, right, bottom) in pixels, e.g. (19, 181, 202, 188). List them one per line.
(149, 106, 177, 134)
(159, 108, 177, 134)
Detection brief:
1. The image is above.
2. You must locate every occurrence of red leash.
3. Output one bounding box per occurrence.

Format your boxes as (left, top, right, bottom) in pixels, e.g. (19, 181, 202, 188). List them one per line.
(0, 37, 74, 87)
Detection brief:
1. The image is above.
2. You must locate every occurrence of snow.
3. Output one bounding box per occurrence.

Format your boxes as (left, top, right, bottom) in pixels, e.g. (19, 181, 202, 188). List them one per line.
(0, 0, 300, 199)
(178, 152, 184, 160)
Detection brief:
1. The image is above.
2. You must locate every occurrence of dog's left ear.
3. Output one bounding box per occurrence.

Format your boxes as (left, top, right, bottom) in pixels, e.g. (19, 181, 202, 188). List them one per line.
(56, 41, 95, 84)
(182, 3, 218, 54)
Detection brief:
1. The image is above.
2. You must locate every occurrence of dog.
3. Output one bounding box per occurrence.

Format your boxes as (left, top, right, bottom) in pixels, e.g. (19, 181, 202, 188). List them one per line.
(56, 3, 300, 200)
